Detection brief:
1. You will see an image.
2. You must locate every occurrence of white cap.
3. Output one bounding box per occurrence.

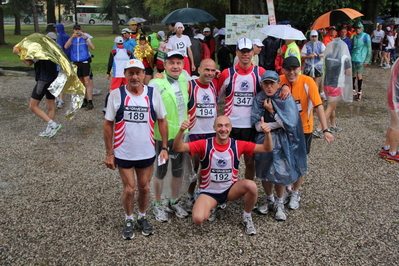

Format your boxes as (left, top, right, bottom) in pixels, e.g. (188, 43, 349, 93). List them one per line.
(124, 59, 145, 70)
(114, 36, 124, 44)
(46, 32, 57, 40)
(157, 31, 165, 40)
(166, 51, 184, 60)
(310, 30, 318, 37)
(237, 38, 253, 51)
(203, 27, 211, 32)
(174, 22, 184, 30)
(194, 33, 205, 41)
(252, 39, 264, 47)
(387, 26, 391, 31)
(121, 28, 131, 34)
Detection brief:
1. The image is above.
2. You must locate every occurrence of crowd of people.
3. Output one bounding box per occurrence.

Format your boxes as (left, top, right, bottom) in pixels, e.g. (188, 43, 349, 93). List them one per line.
(12, 20, 399, 240)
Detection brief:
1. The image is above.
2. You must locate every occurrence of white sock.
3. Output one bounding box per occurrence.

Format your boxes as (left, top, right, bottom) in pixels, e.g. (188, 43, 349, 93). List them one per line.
(125, 214, 134, 221)
(47, 120, 56, 127)
(267, 194, 275, 202)
(243, 211, 251, 219)
(277, 197, 284, 204)
(292, 190, 299, 195)
(389, 151, 397, 156)
(384, 146, 390, 150)
(138, 212, 146, 219)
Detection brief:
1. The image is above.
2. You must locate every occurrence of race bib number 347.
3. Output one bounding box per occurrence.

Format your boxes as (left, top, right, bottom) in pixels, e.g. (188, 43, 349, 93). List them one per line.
(123, 106, 149, 123)
(234, 92, 254, 106)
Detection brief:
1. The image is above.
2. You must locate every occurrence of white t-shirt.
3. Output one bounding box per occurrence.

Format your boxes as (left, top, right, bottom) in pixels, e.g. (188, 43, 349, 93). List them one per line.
(166, 35, 192, 57)
(105, 85, 167, 161)
(372, 30, 385, 43)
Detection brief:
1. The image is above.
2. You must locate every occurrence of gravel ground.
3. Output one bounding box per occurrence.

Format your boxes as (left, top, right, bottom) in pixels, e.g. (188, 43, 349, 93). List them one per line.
(0, 65, 398, 265)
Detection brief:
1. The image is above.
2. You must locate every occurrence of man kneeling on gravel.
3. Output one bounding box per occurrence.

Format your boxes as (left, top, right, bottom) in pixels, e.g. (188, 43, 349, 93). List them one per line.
(172, 115, 273, 235)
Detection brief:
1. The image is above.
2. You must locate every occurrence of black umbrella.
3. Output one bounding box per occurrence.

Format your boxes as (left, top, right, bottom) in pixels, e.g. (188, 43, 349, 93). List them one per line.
(161, 8, 217, 24)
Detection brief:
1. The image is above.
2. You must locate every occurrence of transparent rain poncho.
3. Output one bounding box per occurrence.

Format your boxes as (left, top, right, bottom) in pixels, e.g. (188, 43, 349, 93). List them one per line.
(322, 38, 353, 103)
(302, 41, 324, 78)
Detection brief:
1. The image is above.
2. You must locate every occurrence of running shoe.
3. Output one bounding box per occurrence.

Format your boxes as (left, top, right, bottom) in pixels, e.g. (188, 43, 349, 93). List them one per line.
(153, 205, 168, 222)
(283, 189, 292, 204)
(257, 199, 274, 215)
(288, 193, 301, 210)
(218, 202, 227, 210)
(275, 203, 287, 221)
(386, 153, 399, 162)
(86, 101, 94, 110)
(330, 126, 343, 132)
(312, 129, 323, 138)
(185, 198, 195, 214)
(170, 201, 189, 218)
(207, 207, 217, 222)
(47, 123, 62, 138)
(242, 216, 256, 235)
(57, 100, 64, 109)
(356, 93, 362, 101)
(379, 147, 389, 157)
(81, 99, 88, 108)
(39, 125, 51, 137)
(122, 219, 135, 240)
(136, 216, 154, 236)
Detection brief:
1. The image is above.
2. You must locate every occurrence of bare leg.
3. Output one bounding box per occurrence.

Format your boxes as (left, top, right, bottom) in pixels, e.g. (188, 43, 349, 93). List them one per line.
(153, 178, 164, 202)
(292, 176, 304, 192)
(192, 194, 217, 225)
(135, 165, 153, 213)
(29, 98, 52, 122)
(118, 167, 136, 216)
(171, 176, 182, 199)
(261, 180, 274, 196)
(244, 154, 255, 180)
(227, 180, 258, 213)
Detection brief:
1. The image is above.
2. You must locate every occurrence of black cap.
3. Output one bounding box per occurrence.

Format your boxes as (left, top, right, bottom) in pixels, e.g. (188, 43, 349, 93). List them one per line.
(283, 56, 300, 69)
(139, 34, 146, 40)
(73, 24, 82, 30)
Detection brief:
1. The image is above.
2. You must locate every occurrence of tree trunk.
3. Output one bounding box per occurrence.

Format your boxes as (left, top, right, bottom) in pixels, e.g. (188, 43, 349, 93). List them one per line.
(46, 0, 56, 24)
(31, 0, 40, 32)
(14, 13, 21, 35)
(362, 0, 381, 33)
(58, 1, 61, 23)
(0, 7, 5, 45)
(111, 0, 118, 34)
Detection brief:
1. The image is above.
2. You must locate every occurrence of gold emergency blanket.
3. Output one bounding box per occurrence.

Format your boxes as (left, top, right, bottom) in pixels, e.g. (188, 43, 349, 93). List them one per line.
(134, 42, 154, 67)
(15, 33, 85, 119)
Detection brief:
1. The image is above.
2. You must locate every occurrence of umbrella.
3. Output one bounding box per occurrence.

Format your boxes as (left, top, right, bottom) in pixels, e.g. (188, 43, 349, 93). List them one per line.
(128, 17, 147, 24)
(361, 20, 373, 25)
(162, 8, 217, 24)
(383, 17, 399, 26)
(260, 25, 306, 40)
(214, 28, 225, 37)
(311, 8, 363, 30)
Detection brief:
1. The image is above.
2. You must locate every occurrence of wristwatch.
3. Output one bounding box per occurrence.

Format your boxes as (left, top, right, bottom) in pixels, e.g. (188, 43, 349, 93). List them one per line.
(161, 147, 169, 151)
(323, 129, 332, 134)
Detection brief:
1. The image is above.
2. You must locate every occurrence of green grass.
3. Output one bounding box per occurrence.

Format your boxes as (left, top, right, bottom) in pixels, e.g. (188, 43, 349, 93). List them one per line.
(0, 24, 169, 75)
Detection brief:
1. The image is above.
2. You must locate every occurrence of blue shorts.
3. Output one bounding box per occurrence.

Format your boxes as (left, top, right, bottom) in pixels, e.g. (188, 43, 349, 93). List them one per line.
(201, 184, 234, 204)
(115, 156, 155, 169)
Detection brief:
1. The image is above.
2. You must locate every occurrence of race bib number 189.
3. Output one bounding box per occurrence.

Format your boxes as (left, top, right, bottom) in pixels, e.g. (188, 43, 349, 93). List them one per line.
(123, 106, 148, 123)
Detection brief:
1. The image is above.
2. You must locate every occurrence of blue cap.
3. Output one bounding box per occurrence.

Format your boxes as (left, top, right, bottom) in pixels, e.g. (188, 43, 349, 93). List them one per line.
(261, 71, 280, 83)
